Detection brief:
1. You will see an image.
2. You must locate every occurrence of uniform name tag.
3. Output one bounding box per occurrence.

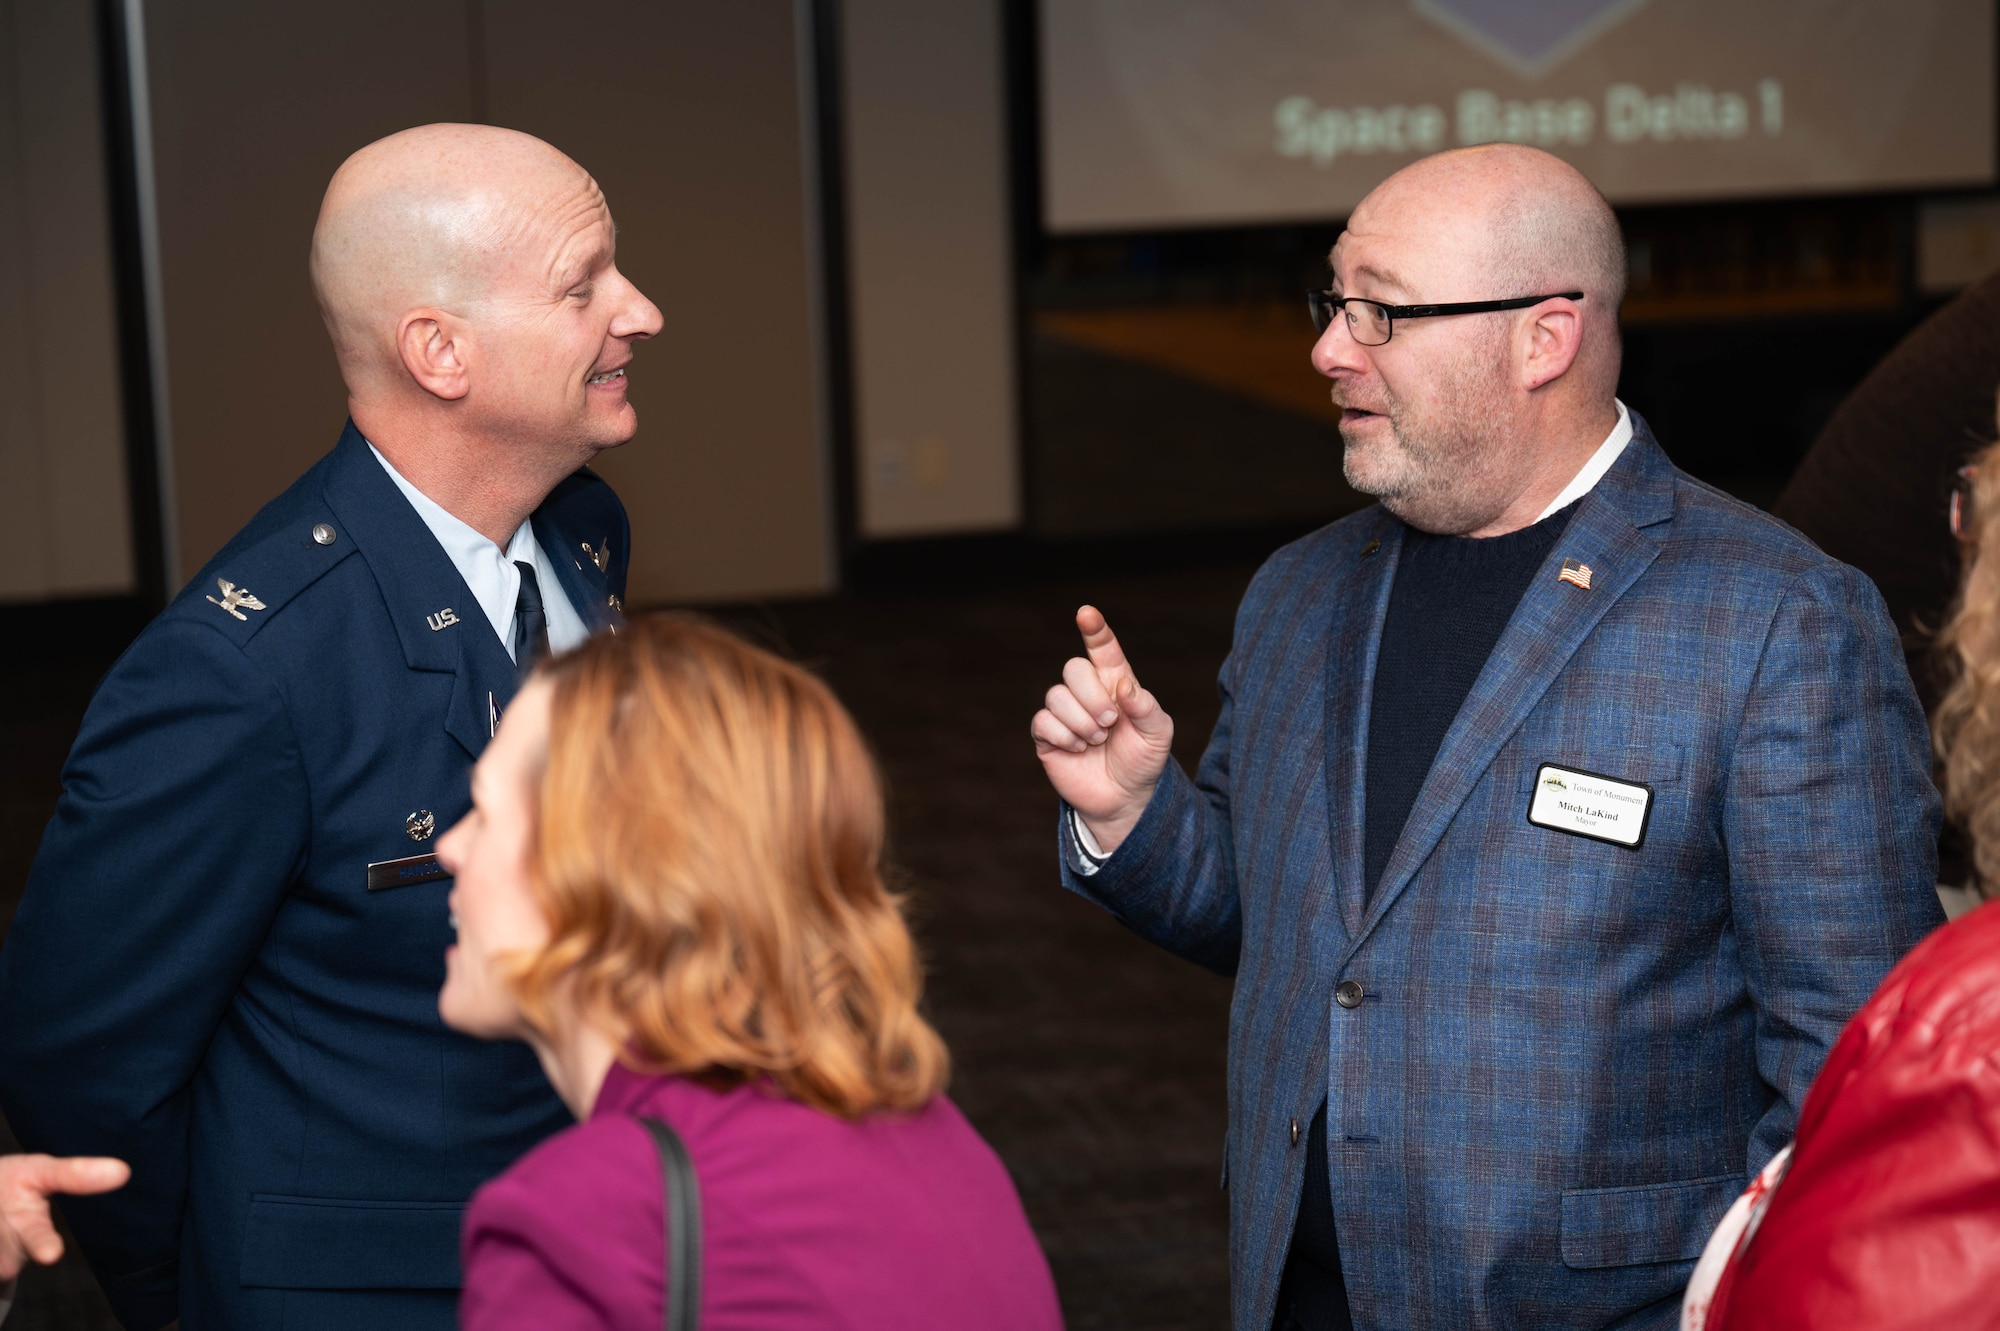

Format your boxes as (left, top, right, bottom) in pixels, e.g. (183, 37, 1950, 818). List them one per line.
(365, 852, 450, 892)
(1528, 763, 1653, 849)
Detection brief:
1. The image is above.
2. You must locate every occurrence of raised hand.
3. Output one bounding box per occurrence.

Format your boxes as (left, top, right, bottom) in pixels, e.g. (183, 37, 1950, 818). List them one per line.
(1031, 605, 1176, 854)
(0, 1153, 129, 1282)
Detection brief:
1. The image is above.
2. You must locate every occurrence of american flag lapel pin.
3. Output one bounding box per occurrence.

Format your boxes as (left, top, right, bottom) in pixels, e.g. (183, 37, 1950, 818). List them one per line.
(1558, 557, 1593, 590)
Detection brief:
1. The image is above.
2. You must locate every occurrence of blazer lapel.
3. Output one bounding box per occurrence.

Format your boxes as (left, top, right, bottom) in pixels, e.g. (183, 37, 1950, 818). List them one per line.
(1326, 511, 1405, 940)
(1346, 422, 1679, 953)
(319, 422, 524, 761)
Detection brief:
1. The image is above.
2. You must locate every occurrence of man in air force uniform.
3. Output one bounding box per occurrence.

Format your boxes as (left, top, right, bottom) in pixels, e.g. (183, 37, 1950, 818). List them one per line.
(0, 124, 663, 1330)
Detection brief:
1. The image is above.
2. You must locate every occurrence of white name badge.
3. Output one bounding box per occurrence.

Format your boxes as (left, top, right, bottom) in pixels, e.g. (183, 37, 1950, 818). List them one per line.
(1528, 763, 1654, 849)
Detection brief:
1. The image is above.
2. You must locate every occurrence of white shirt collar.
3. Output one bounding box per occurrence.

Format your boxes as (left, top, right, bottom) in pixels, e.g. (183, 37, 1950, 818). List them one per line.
(1534, 399, 1632, 523)
(366, 441, 588, 660)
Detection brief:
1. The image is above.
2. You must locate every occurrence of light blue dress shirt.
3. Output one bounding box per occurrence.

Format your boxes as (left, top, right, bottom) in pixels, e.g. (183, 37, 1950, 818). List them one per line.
(366, 442, 589, 661)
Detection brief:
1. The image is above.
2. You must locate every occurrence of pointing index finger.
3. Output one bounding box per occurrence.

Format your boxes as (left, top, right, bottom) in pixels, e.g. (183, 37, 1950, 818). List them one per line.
(1075, 605, 1132, 678)
(0, 1155, 129, 1204)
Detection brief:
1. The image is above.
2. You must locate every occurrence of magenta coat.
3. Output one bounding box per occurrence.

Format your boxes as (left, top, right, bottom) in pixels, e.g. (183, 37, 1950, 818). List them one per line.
(460, 1061, 1064, 1330)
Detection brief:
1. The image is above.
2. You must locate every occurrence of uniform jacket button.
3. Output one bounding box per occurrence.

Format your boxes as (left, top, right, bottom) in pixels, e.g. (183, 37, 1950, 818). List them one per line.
(1290, 1117, 1300, 1146)
(1335, 979, 1365, 1009)
(311, 523, 336, 545)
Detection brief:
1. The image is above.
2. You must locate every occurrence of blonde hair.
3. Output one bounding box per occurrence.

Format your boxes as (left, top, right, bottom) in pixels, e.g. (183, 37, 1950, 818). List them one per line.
(1933, 427, 2000, 898)
(510, 614, 949, 1117)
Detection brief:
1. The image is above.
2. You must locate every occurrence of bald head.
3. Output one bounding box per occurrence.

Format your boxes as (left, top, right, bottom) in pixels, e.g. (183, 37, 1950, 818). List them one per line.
(1414, 143, 1620, 305)
(1345, 144, 1625, 387)
(311, 124, 605, 389)
(308, 124, 661, 548)
(1315, 145, 1629, 536)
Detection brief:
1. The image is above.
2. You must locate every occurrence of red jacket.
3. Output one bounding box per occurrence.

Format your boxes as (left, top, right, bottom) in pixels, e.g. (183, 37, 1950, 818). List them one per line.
(1706, 900, 2000, 1328)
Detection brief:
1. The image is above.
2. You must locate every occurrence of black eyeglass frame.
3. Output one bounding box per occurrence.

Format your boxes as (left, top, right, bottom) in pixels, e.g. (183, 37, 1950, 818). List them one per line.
(1307, 289, 1586, 343)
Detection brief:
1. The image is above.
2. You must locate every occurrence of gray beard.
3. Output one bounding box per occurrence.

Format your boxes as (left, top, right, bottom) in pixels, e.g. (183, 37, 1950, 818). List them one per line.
(1342, 409, 1513, 536)
(1339, 344, 1514, 536)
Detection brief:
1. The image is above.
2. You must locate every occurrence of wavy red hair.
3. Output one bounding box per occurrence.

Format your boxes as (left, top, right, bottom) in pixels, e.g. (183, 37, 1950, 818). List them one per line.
(1935, 431, 2000, 899)
(509, 614, 948, 1117)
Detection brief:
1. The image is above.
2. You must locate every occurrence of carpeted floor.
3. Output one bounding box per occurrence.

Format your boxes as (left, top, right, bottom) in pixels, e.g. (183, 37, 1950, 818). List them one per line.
(0, 557, 1267, 1330)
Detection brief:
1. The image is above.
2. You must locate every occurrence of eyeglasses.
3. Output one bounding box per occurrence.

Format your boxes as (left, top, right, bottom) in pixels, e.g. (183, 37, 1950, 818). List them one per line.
(1952, 463, 1980, 541)
(1306, 290, 1586, 346)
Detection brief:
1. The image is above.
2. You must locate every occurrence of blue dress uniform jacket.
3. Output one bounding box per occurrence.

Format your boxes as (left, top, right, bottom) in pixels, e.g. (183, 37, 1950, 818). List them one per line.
(1060, 416, 1944, 1331)
(0, 423, 630, 1330)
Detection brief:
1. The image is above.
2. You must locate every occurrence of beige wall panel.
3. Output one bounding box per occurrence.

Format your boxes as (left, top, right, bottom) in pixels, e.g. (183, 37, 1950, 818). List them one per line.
(481, 0, 833, 603)
(147, 1, 829, 604)
(145, 1, 475, 584)
(844, 0, 1019, 538)
(0, 0, 134, 602)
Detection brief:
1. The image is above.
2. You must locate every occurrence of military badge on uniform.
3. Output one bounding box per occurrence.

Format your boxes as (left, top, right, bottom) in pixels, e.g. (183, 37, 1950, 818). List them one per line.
(406, 810, 436, 842)
(207, 578, 267, 621)
(427, 608, 460, 632)
(581, 538, 611, 573)
(366, 852, 448, 892)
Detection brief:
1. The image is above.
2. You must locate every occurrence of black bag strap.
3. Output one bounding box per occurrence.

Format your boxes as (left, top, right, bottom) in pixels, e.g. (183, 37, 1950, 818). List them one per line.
(639, 1115, 702, 1331)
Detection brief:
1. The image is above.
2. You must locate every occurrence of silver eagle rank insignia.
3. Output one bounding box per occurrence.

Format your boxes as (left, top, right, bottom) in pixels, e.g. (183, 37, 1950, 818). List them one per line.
(207, 577, 268, 622)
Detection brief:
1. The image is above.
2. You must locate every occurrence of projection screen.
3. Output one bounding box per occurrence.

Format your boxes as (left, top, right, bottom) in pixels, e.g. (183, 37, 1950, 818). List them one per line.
(1040, 0, 1996, 233)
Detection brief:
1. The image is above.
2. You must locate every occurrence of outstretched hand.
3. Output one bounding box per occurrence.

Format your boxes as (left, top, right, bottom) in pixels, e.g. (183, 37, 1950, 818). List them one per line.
(0, 1154, 129, 1282)
(1031, 606, 1176, 854)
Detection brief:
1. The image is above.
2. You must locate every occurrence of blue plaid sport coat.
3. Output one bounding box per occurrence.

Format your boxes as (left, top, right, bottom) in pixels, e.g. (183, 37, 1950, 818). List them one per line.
(1061, 415, 1944, 1331)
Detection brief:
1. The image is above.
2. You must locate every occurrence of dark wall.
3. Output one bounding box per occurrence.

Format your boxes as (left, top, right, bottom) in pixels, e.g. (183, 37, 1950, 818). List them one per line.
(1021, 195, 1944, 536)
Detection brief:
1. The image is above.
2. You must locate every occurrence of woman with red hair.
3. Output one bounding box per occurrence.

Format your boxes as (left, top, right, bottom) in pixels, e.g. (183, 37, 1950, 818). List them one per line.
(436, 614, 1062, 1330)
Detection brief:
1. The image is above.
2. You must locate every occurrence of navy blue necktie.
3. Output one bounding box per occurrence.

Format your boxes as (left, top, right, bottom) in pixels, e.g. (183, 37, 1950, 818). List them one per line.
(512, 560, 550, 667)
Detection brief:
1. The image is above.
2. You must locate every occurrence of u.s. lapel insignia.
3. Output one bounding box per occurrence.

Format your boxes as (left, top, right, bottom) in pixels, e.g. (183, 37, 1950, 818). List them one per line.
(427, 607, 460, 632)
(580, 538, 610, 574)
(207, 578, 267, 621)
(1558, 557, 1594, 591)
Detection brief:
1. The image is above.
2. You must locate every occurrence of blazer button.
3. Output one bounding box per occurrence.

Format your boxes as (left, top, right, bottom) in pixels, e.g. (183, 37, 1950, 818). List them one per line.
(1289, 1117, 1300, 1146)
(1335, 979, 1365, 1009)
(310, 523, 336, 546)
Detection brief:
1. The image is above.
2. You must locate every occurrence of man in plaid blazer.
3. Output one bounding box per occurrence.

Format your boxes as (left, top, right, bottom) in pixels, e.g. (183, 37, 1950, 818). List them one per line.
(1031, 146, 1943, 1329)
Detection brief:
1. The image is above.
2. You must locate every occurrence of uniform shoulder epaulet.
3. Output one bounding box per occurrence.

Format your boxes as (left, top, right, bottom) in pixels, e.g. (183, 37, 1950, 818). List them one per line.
(169, 508, 357, 643)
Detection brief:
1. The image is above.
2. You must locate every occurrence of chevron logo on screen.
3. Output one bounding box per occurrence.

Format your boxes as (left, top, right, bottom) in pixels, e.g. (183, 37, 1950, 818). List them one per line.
(1415, 0, 1649, 78)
